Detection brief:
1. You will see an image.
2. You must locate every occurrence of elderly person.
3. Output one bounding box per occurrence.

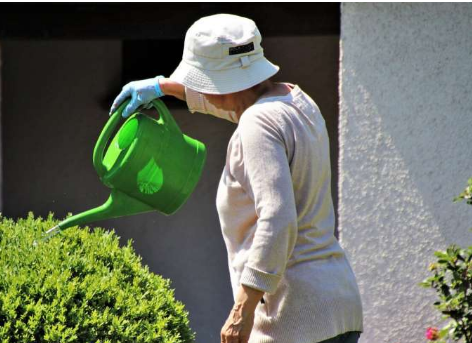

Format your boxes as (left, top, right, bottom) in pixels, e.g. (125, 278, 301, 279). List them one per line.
(110, 14, 363, 343)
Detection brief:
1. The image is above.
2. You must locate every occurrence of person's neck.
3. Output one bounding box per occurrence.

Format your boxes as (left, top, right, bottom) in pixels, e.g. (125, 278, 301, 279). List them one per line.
(234, 80, 276, 118)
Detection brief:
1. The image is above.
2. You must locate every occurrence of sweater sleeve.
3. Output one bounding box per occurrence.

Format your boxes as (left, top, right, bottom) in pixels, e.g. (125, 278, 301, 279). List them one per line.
(184, 87, 239, 123)
(238, 106, 298, 295)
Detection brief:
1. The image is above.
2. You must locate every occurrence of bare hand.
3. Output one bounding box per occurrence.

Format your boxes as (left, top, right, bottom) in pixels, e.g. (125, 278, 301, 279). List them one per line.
(221, 303, 255, 343)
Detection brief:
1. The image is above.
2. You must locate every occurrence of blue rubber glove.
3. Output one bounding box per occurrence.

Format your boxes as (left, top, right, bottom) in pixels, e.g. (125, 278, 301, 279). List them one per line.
(109, 75, 165, 118)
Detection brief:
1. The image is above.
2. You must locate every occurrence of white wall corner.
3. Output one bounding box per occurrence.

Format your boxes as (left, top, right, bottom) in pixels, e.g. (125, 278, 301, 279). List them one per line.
(339, 3, 472, 343)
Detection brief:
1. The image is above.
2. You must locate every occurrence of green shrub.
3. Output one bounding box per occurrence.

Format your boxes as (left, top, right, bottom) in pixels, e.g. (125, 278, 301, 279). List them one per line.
(419, 178, 472, 343)
(0, 211, 196, 343)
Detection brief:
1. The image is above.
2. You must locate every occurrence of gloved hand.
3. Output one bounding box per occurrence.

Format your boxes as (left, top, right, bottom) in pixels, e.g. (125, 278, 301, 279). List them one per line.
(109, 75, 165, 118)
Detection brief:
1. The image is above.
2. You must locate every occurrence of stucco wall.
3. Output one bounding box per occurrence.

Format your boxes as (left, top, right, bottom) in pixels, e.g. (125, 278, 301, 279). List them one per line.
(339, 3, 472, 343)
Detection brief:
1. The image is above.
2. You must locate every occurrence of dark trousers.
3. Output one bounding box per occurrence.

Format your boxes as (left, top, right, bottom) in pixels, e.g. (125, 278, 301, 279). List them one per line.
(318, 331, 361, 343)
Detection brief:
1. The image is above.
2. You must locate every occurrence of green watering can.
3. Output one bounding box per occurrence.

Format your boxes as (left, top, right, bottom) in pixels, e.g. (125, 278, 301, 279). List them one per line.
(43, 99, 207, 240)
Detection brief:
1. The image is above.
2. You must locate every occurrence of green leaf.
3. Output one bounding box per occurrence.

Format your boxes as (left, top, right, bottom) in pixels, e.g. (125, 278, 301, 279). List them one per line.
(434, 251, 449, 258)
(418, 281, 432, 288)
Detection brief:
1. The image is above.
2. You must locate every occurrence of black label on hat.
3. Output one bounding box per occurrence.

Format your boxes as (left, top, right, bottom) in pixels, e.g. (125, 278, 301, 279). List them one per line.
(229, 42, 255, 55)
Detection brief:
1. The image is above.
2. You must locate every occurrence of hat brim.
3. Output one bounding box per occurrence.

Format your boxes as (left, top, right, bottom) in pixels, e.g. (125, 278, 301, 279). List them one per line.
(169, 57, 280, 95)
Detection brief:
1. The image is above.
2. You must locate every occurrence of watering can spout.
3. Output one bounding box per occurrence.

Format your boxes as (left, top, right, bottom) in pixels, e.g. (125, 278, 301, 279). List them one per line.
(41, 98, 206, 242)
(43, 189, 154, 240)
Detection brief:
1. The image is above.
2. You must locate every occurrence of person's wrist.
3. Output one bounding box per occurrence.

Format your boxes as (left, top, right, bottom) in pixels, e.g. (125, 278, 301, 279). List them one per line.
(234, 284, 263, 315)
(154, 75, 165, 97)
(159, 78, 186, 101)
(158, 77, 172, 96)
(232, 302, 256, 317)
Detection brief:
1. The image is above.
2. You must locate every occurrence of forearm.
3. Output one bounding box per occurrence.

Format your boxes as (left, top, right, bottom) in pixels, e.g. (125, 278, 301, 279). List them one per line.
(160, 78, 186, 101)
(234, 284, 264, 315)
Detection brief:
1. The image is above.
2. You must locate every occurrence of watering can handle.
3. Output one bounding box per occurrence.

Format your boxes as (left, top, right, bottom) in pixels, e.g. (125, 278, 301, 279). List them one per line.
(150, 99, 180, 133)
(93, 99, 181, 178)
(93, 99, 130, 177)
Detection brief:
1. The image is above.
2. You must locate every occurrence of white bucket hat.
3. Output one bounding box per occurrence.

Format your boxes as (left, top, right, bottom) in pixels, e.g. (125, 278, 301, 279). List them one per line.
(169, 13, 280, 95)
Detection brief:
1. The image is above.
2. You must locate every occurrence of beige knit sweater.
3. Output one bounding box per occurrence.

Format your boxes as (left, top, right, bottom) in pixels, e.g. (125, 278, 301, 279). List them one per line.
(185, 84, 364, 343)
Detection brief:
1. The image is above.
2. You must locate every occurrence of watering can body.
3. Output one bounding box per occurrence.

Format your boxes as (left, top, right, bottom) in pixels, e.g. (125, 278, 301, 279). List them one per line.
(45, 99, 206, 238)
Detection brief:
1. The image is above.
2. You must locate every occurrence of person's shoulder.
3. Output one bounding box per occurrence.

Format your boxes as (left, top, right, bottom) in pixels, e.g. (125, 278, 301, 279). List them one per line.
(237, 102, 294, 146)
(240, 100, 292, 128)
